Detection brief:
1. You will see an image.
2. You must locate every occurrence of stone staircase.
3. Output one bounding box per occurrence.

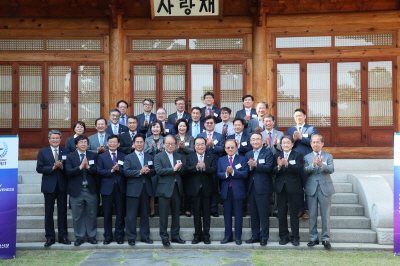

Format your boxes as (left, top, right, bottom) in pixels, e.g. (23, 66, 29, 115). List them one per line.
(16, 160, 393, 246)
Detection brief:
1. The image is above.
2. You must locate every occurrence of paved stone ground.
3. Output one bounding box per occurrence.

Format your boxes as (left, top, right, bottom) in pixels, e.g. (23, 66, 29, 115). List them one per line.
(79, 250, 254, 266)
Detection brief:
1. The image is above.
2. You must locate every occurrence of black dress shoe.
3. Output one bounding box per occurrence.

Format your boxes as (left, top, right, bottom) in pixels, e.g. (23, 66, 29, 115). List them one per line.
(211, 212, 219, 217)
(260, 240, 267, 246)
(245, 237, 260, 244)
(171, 237, 186, 244)
(322, 241, 331, 249)
(149, 213, 155, 218)
(279, 237, 290, 245)
(88, 237, 97, 244)
(236, 239, 242, 245)
(162, 239, 171, 246)
(116, 239, 124, 244)
(203, 238, 211, 245)
(103, 239, 112, 245)
(58, 238, 71, 245)
(291, 239, 300, 246)
(44, 239, 55, 247)
(74, 239, 84, 246)
(128, 239, 136, 246)
(185, 212, 192, 217)
(141, 238, 153, 244)
(220, 238, 233, 244)
(192, 238, 201, 244)
(307, 240, 319, 247)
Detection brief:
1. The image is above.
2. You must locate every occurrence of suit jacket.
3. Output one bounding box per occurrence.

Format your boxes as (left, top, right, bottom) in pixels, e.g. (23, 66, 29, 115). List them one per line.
(245, 147, 274, 194)
(272, 150, 304, 195)
(304, 151, 335, 197)
(246, 117, 264, 134)
(65, 136, 76, 153)
(65, 150, 98, 196)
(167, 111, 192, 125)
(197, 131, 225, 160)
(215, 121, 235, 138)
(137, 112, 157, 135)
(107, 115, 129, 127)
(187, 121, 205, 138)
(287, 124, 317, 156)
(144, 135, 164, 157)
(200, 106, 222, 123)
(226, 132, 252, 157)
(185, 152, 216, 197)
(261, 129, 284, 154)
(124, 151, 156, 197)
(88, 133, 110, 153)
(106, 123, 129, 135)
(174, 134, 195, 162)
(118, 130, 137, 154)
(235, 108, 257, 127)
(36, 146, 69, 193)
(147, 121, 176, 137)
(217, 155, 249, 200)
(97, 151, 126, 195)
(154, 151, 184, 197)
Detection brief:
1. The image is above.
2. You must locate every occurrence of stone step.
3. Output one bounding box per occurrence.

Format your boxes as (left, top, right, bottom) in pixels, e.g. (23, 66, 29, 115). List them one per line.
(333, 183, 353, 193)
(19, 171, 41, 184)
(18, 184, 41, 194)
(16, 215, 371, 230)
(330, 172, 348, 183)
(332, 193, 358, 204)
(16, 228, 377, 243)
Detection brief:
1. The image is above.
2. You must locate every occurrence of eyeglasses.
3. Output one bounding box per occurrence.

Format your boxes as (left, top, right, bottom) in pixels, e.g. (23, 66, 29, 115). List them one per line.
(143, 103, 152, 106)
(205, 122, 214, 125)
(164, 143, 176, 146)
(111, 114, 120, 117)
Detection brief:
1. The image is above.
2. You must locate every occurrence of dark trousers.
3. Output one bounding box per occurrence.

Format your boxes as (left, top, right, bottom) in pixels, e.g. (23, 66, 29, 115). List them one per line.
(158, 183, 181, 240)
(277, 184, 301, 240)
(43, 183, 68, 240)
(192, 188, 211, 239)
(248, 185, 270, 241)
(210, 176, 219, 213)
(102, 184, 125, 240)
(298, 172, 308, 212)
(126, 185, 151, 240)
(222, 187, 243, 240)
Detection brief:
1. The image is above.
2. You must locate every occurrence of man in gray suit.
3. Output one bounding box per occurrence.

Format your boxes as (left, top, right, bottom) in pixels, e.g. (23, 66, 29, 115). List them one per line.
(261, 114, 283, 154)
(154, 135, 185, 246)
(88, 117, 109, 154)
(247, 101, 268, 134)
(304, 134, 335, 249)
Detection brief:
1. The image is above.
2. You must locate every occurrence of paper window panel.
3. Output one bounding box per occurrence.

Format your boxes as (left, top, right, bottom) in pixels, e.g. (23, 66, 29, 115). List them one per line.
(335, 34, 393, 47)
(132, 39, 186, 51)
(191, 64, 214, 109)
(0, 39, 44, 50)
(162, 65, 186, 117)
(78, 65, 101, 128)
(133, 65, 157, 115)
(189, 38, 243, 50)
(220, 64, 243, 119)
(276, 36, 331, 49)
(0, 65, 12, 128)
(19, 65, 42, 128)
(46, 39, 101, 51)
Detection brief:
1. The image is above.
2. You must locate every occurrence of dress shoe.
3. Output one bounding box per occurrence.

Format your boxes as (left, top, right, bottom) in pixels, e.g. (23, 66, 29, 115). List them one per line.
(192, 238, 201, 244)
(87, 237, 97, 244)
(171, 237, 186, 244)
(116, 239, 124, 244)
(58, 238, 71, 245)
(220, 238, 233, 244)
(128, 239, 136, 246)
(203, 238, 211, 245)
(103, 239, 112, 245)
(302, 210, 309, 219)
(279, 237, 290, 245)
(236, 240, 242, 245)
(162, 239, 171, 246)
(185, 212, 192, 217)
(260, 240, 268, 246)
(149, 213, 155, 218)
(322, 241, 331, 249)
(211, 212, 219, 217)
(298, 211, 304, 218)
(141, 238, 153, 244)
(291, 239, 300, 246)
(44, 239, 55, 247)
(245, 237, 260, 244)
(74, 239, 84, 246)
(307, 240, 319, 247)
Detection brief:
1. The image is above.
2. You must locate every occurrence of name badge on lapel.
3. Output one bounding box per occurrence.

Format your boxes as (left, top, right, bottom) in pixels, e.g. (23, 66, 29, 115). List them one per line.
(62, 155, 67, 160)
(258, 159, 265, 164)
(235, 163, 242, 169)
(148, 161, 153, 165)
(118, 160, 124, 165)
(88, 160, 95, 165)
(252, 114, 257, 119)
(241, 142, 247, 146)
(302, 133, 309, 138)
(213, 139, 218, 145)
(289, 160, 296, 165)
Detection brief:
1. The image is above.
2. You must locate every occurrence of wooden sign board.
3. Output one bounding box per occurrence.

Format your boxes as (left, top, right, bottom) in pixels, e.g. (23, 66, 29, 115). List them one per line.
(151, 0, 223, 20)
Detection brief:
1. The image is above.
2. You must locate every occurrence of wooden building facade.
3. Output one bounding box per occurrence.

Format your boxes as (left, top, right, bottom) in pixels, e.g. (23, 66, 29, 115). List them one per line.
(0, 0, 398, 159)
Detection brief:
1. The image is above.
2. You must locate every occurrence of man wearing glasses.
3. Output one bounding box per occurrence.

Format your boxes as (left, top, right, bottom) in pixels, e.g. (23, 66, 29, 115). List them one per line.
(137, 99, 157, 135)
(168, 96, 192, 125)
(106, 109, 129, 136)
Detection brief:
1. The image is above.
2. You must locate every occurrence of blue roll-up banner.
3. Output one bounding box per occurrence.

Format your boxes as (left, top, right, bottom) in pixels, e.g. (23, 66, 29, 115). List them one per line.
(0, 135, 18, 259)
(395, 133, 400, 255)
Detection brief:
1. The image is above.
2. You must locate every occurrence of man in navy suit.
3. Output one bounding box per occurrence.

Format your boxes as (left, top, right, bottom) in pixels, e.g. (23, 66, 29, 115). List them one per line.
(124, 134, 156, 246)
(147, 108, 176, 137)
(97, 135, 126, 245)
(106, 108, 129, 135)
(119, 116, 139, 154)
(226, 118, 252, 157)
(88, 117, 109, 154)
(200, 91, 222, 123)
(65, 135, 99, 246)
(36, 130, 70, 247)
(245, 133, 274, 246)
(187, 107, 205, 138)
(217, 139, 249, 245)
(137, 98, 156, 135)
(235, 95, 257, 128)
(287, 108, 318, 219)
(167, 96, 192, 125)
(108, 100, 129, 126)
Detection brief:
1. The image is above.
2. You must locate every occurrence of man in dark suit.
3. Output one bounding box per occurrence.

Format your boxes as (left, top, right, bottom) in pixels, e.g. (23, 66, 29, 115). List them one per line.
(154, 135, 185, 246)
(167, 96, 192, 125)
(247, 101, 268, 134)
(97, 135, 126, 245)
(245, 133, 274, 246)
(123, 134, 156, 246)
(106, 108, 129, 135)
(36, 130, 70, 247)
(65, 135, 99, 246)
(235, 95, 257, 128)
(200, 91, 222, 123)
(137, 98, 157, 135)
(88, 117, 109, 154)
(119, 116, 139, 154)
(287, 108, 318, 219)
(147, 108, 176, 137)
(226, 118, 252, 157)
(217, 139, 249, 245)
(187, 107, 205, 138)
(107, 100, 129, 126)
(185, 137, 217, 245)
(273, 135, 304, 246)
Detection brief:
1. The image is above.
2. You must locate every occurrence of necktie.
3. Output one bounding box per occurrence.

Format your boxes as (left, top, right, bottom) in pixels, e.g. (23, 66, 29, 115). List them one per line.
(120, 116, 125, 125)
(208, 133, 212, 140)
(299, 126, 302, 133)
(131, 133, 135, 140)
(268, 132, 272, 147)
(139, 152, 144, 168)
(246, 109, 250, 116)
(199, 155, 203, 170)
(53, 148, 58, 162)
(178, 113, 182, 119)
(228, 156, 233, 187)
(100, 134, 104, 146)
(235, 134, 241, 154)
(254, 150, 259, 161)
(112, 152, 117, 164)
(113, 125, 118, 134)
(208, 107, 212, 115)
(194, 124, 199, 137)
(284, 153, 288, 160)
(80, 153, 87, 183)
